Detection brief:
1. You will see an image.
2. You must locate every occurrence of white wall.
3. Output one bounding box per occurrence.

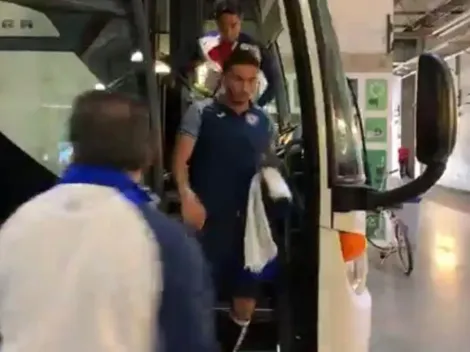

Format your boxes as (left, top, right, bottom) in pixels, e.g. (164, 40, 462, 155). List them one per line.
(328, 0, 393, 53)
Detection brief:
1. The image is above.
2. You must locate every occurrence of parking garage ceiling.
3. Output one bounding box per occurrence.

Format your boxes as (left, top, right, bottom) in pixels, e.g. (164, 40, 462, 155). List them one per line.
(393, 0, 470, 75)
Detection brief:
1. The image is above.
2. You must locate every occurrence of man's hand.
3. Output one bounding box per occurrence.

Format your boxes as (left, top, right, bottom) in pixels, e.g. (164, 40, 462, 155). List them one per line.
(180, 189, 207, 230)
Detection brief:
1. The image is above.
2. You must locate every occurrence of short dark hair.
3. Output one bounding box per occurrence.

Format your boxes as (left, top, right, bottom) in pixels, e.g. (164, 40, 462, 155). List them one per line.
(68, 90, 155, 171)
(214, 0, 242, 19)
(222, 48, 260, 73)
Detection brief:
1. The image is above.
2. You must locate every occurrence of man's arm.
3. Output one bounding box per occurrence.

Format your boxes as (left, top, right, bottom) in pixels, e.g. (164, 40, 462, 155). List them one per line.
(257, 45, 279, 107)
(172, 102, 203, 196)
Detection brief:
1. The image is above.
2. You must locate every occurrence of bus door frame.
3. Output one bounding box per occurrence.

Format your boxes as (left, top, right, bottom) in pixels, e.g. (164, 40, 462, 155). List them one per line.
(130, 0, 165, 198)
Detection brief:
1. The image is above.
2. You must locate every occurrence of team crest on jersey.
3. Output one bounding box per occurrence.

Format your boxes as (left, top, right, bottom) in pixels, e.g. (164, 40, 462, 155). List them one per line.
(245, 113, 259, 126)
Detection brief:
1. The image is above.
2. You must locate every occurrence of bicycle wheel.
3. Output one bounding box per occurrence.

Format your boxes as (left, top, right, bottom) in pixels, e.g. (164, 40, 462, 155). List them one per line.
(394, 219, 414, 275)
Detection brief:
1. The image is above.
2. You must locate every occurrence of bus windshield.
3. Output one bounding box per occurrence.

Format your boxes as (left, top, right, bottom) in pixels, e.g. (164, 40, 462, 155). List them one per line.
(311, 0, 366, 184)
(0, 0, 141, 174)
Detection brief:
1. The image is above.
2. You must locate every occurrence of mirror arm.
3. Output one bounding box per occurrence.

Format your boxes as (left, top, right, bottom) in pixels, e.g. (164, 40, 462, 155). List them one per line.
(332, 162, 446, 212)
(368, 162, 445, 207)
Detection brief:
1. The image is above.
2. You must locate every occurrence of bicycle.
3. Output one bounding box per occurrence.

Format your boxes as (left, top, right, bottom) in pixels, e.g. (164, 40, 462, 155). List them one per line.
(366, 169, 414, 276)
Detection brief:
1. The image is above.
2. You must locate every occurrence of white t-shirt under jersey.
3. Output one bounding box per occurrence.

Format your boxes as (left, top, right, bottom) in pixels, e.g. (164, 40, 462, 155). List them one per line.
(0, 184, 162, 352)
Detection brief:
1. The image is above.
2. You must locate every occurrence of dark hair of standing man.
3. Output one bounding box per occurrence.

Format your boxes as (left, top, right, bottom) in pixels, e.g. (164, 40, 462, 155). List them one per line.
(68, 90, 155, 171)
(222, 48, 260, 73)
(214, 0, 242, 19)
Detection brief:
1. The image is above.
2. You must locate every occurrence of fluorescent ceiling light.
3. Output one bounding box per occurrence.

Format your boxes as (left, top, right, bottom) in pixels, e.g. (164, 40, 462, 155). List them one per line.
(41, 104, 72, 109)
(437, 19, 470, 38)
(154, 60, 171, 74)
(131, 50, 171, 74)
(432, 10, 470, 37)
(130, 50, 143, 62)
(444, 49, 469, 61)
(94, 83, 106, 90)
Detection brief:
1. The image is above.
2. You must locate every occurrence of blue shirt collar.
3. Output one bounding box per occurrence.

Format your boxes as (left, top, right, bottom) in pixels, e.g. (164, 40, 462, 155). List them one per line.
(215, 96, 255, 116)
(58, 164, 156, 207)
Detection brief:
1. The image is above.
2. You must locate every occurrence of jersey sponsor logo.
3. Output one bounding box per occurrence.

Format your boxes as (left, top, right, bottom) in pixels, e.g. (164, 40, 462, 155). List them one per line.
(245, 113, 259, 126)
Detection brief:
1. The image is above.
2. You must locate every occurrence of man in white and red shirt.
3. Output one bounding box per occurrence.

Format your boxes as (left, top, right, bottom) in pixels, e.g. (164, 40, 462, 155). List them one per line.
(185, 0, 278, 107)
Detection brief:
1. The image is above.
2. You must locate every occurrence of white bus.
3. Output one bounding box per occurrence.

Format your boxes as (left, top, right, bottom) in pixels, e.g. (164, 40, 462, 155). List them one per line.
(0, 0, 457, 350)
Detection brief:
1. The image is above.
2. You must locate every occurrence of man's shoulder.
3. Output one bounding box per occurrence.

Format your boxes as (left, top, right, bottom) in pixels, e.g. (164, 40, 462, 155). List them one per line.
(238, 32, 258, 45)
(0, 186, 63, 230)
(137, 206, 203, 260)
(188, 99, 220, 119)
(200, 31, 254, 43)
(202, 30, 220, 38)
(251, 104, 270, 119)
(0, 185, 144, 236)
(180, 99, 218, 137)
(198, 31, 221, 53)
(194, 98, 216, 111)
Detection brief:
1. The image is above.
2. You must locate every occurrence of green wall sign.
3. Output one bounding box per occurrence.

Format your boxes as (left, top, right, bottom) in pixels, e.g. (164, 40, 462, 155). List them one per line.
(365, 149, 387, 240)
(365, 117, 387, 143)
(367, 149, 387, 189)
(365, 79, 388, 111)
(366, 212, 386, 240)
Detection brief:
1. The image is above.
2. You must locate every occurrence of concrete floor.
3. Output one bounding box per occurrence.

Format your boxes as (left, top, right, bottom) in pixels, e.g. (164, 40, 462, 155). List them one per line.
(369, 186, 470, 352)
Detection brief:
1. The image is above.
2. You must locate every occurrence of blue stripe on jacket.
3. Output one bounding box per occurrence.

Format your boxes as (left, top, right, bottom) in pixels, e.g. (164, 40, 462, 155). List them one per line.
(138, 205, 219, 352)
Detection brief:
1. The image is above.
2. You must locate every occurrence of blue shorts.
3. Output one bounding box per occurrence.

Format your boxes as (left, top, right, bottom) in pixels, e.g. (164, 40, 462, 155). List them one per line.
(198, 215, 278, 299)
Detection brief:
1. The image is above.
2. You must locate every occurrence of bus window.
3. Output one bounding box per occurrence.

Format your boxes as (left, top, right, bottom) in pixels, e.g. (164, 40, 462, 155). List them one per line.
(255, 2, 301, 140)
(257, 72, 280, 133)
(0, 1, 144, 175)
(314, 0, 366, 184)
(261, 1, 365, 183)
(262, 0, 366, 184)
(171, 0, 370, 198)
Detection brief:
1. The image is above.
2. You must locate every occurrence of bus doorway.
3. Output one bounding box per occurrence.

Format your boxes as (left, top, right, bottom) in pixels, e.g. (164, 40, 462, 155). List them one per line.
(0, 0, 313, 349)
(159, 0, 317, 350)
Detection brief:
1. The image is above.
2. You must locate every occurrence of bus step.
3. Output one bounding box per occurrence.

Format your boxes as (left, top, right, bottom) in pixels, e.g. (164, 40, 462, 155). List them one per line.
(214, 304, 274, 323)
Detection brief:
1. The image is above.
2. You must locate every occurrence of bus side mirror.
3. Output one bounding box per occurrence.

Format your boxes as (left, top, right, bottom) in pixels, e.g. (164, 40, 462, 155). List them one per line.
(331, 53, 458, 212)
(415, 53, 457, 165)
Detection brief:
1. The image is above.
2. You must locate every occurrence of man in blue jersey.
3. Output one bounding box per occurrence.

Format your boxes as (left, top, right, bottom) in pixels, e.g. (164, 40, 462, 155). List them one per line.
(186, 0, 276, 107)
(173, 48, 276, 350)
(0, 91, 217, 352)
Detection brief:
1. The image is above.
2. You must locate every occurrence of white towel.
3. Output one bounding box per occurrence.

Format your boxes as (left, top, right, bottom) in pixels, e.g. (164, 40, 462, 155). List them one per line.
(244, 167, 292, 273)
